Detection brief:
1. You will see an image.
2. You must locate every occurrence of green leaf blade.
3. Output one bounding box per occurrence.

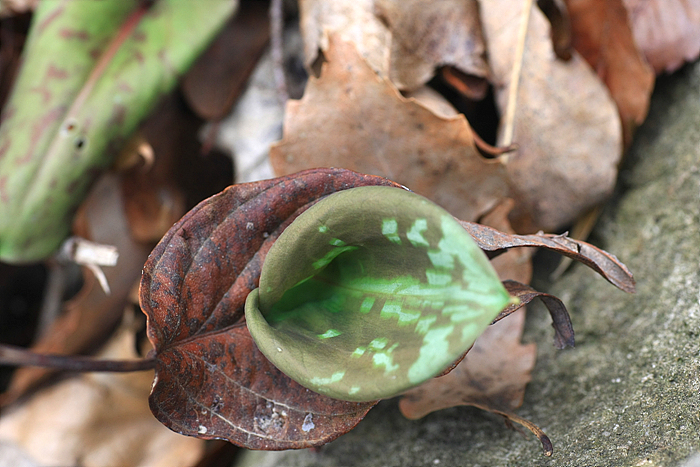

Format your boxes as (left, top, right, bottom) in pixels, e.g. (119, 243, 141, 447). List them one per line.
(246, 186, 514, 402)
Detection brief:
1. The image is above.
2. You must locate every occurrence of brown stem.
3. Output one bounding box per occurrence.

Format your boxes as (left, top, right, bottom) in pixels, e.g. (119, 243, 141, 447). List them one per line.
(0, 343, 156, 372)
(269, 0, 288, 105)
(472, 128, 518, 157)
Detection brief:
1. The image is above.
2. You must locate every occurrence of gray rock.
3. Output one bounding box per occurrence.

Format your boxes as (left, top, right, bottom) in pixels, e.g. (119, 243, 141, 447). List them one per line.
(237, 60, 700, 467)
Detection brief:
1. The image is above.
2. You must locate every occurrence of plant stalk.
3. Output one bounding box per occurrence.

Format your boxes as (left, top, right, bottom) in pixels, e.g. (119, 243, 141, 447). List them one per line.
(0, 343, 156, 372)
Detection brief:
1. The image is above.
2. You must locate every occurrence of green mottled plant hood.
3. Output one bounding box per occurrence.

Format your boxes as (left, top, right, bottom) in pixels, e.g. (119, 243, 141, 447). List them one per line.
(245, 186, 515, 402)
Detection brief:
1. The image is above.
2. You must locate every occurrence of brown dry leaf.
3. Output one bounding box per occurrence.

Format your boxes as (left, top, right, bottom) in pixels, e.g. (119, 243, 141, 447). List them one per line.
(1, 174, 152, 406)
(480, 198, 534, 283)
(141, 169, 394, 450)
(270, 34, 508, 222)
(300, 0, 488, 92)
(460, 220, 636, 293)
(0, 315, 205, 467)
(565, 0, 655, 146)
(478, 0, 622, 232)
(623, 0, 700, 74)
(299, 0, 391, 75)
(181, 0, 270, 121)
(374, 0, 489, 91)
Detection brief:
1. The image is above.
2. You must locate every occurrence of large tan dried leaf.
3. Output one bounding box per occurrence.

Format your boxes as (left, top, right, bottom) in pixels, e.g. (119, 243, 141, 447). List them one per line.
(623, 0, 700, 74)
(374, 0, 489, 90)
(270, 35, 508, 222)
(479, 0, 622, 232)
(299, 0, 390, 75)
(566, 0, 655, 146)
(0, 317, 204, 467)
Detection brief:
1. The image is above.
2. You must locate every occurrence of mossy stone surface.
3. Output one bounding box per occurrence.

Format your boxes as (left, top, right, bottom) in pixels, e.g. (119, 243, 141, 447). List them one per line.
(236, 60, 700, 467)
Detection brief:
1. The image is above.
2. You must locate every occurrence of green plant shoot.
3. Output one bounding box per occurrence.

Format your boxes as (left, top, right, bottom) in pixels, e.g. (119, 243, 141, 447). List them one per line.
(245, 186, 516, 402)
(0, 0, 235, 263)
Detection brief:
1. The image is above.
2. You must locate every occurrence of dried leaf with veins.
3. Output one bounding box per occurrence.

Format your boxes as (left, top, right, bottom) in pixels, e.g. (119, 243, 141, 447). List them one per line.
(478, 0, 622, 232)
(270, 34, 508, 222)
(565, 0, 654, 145)
(140, 169, 404, 450)
(374, 0, 489, 91)
(622, 0, 700, 74)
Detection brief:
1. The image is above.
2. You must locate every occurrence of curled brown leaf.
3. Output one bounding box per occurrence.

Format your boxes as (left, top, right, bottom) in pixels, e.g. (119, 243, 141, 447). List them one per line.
(459, 220, 636, 293)
(140, 168, 401, 449)
(565, 0, 655, 146)
(499, 280, 575, 350)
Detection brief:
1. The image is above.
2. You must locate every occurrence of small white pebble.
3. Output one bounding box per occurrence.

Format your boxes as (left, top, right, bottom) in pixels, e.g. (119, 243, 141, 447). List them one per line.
(198, 425, 208, 435)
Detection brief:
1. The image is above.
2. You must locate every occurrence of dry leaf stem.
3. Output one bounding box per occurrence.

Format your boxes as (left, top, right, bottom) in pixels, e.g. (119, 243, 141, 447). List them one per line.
(501, 0, 533, 147)
(0, 343, 156, 372)
(270, 0, 288, 104)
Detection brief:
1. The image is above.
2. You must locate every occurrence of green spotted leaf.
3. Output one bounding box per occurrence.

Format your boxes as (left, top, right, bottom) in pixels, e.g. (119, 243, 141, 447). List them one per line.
(245, 186, 516, 402)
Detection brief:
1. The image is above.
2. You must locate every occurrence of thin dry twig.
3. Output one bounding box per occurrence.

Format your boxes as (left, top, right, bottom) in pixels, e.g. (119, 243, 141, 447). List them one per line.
(270, 0, 288, 105)
(501, 0, 533, 147)
(0, 343, 156, 372)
